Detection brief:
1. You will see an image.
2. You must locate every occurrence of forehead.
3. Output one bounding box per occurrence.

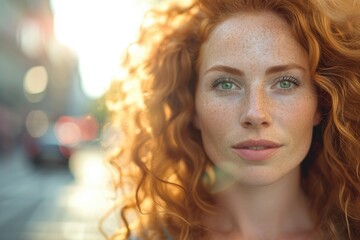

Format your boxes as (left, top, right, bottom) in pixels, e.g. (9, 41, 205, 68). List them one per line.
(199, 11, 308, 73)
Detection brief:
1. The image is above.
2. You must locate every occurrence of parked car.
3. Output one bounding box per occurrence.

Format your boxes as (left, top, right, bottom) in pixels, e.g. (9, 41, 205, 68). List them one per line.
(23, 123, 72, 167)
(23, 114, 98, 167)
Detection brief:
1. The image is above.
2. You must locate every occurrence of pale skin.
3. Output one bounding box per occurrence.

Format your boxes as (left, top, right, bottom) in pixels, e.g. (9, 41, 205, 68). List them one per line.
(194, 11, 321, 240)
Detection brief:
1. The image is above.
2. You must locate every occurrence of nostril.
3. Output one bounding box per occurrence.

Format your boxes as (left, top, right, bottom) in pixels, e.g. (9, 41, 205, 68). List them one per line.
(244, 121, 252, 127)
(241, 118, 270, 128)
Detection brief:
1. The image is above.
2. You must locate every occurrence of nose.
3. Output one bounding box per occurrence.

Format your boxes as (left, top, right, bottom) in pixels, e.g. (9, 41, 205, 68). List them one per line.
(240, 87, 271, 128)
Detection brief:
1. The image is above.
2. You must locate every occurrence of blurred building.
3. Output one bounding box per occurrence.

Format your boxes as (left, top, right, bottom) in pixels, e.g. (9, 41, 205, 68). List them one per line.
(0, 0, 88, 154)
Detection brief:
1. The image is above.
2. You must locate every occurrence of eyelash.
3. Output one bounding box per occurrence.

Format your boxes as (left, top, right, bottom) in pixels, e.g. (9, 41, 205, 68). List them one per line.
(211, 77, 238, 89)
(275, 76, 302, 90)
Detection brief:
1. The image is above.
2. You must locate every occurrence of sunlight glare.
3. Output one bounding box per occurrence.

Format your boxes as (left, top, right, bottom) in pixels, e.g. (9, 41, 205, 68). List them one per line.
(51, 0, 147, 98)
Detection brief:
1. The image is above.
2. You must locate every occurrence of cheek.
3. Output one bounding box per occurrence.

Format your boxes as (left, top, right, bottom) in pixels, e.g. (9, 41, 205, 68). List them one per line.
(195, 100, 233, 165)
(277, 96, 318, 141)
(195, 98, 234, 135)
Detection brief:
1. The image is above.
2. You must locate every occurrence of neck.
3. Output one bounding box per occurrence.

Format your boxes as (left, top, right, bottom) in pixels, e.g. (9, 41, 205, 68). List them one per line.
(210, 167, 314, 239)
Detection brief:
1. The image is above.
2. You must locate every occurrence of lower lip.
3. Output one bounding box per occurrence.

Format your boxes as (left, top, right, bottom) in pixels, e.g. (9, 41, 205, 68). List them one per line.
(232, 147, 280, 161)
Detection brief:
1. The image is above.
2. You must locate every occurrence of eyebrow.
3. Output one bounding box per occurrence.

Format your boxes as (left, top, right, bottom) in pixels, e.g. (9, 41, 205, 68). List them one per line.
(204, 65, 244, 76)
(204, 64, 306, 76)
(265, 64, 307, 75)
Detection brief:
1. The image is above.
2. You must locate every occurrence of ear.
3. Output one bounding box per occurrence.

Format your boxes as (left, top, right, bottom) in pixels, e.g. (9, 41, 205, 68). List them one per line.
(313, 108, 321, 126)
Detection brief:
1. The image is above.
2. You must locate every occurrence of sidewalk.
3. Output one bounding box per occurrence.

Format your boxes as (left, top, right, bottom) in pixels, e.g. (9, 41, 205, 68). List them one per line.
(0, 146, 118, 240)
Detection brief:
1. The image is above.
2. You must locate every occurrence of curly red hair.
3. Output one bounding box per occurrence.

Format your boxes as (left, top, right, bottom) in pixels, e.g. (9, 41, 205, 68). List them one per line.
(105, 0, 360, 239)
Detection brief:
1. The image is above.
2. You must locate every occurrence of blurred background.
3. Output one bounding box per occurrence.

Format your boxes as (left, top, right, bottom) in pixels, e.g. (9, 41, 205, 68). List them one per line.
(0, 0, 163, 239)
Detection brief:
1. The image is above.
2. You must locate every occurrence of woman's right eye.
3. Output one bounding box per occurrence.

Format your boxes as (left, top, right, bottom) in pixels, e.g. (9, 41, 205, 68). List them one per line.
(212, 78, 238, 91)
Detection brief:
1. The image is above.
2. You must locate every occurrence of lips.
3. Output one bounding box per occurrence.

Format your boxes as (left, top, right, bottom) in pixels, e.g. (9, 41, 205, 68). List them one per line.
(232, 139, 282, 161)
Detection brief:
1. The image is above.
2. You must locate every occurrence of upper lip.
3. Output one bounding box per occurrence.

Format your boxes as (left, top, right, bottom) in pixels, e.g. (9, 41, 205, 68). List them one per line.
(232, 139, 283, 149)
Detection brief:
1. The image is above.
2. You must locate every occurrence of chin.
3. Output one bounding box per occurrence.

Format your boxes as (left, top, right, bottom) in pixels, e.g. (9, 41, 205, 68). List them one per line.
(230, 166, 297, 188)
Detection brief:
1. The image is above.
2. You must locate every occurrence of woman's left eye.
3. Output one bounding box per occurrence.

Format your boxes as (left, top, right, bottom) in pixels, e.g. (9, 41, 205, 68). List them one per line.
(275, 76, 301, 90)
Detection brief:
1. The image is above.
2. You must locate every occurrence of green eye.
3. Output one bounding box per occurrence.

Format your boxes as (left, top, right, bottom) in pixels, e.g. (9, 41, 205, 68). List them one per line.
(279, 80, 293, 89)
(212, 78, 238, 91)
(276, 76, 300, 90)
(220, 82, 234, 90)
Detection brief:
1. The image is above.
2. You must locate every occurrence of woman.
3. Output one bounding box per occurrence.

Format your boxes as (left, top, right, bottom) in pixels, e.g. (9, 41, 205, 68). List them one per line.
(105, 0, 360, 239)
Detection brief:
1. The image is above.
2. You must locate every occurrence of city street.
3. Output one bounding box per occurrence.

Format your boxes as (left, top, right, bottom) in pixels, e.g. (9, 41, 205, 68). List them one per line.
(0, 146, 118, 240)
(0, 1, 136, 239)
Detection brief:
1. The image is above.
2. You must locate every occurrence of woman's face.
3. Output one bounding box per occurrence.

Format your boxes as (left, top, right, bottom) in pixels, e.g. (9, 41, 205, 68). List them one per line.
(194, 11, 321, 187)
